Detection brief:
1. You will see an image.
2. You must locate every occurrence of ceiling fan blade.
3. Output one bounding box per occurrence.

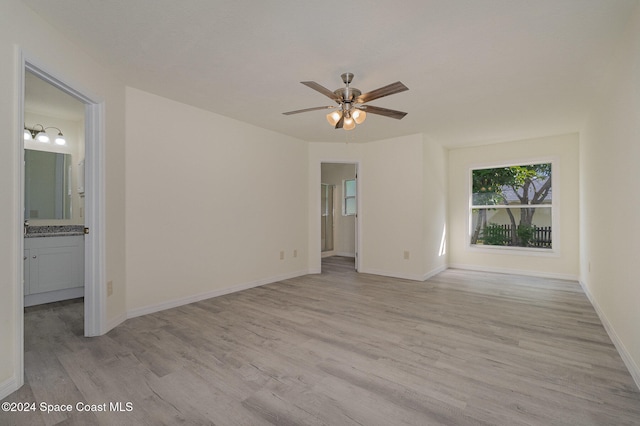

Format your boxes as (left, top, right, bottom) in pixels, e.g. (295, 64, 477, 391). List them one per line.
(361, 105, 408, 120)
(335, 115, 344, 129)
(355, 81, 408, 104)
(282, 106, 335, 115)
(301, 81, 342, 102)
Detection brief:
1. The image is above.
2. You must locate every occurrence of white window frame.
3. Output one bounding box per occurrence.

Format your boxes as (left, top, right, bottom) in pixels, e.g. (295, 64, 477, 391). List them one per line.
(343, 179, 356, 216)
(468, 158, 559, 257)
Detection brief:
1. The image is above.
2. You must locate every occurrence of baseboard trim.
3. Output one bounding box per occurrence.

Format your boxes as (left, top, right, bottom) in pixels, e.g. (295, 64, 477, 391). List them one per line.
(105, 312, 127, 333)
(334, 252, 355, 258)
(448, 263, 579, 281)
(0, 375, 19, 401)
(126, 269, 310, 320)
(579, 280, 640, 391)
(24, 286, 84, 307)
(358, 268, 425, 282)
(422, 264, 448, 281)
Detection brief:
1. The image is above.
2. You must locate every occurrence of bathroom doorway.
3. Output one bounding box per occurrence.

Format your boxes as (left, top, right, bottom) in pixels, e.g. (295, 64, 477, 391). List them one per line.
(11, 53, 106, 397)
(18, 57, 106, 343)
(320, 162, 358, 270)
(23, 70, 86, 308)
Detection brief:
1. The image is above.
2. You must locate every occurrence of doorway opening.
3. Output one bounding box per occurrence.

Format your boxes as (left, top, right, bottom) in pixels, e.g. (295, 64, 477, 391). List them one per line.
(13, 57, 106, 393)
(24, 70, 86, 309)
(320, 162, 358, 271)
(20, 60, 105, 339)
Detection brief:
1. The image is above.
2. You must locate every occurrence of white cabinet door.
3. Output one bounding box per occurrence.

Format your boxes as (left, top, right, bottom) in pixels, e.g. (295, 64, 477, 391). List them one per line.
(24, 236, 84, 295)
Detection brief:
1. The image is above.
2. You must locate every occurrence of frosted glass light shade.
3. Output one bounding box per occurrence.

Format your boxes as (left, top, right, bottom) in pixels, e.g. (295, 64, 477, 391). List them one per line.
(54, 134, 66, 145)
(35, 131, 50, 143)
(352, 109, 366, 124)
(326, 110, 342, 126)
(24, 128, 32, 140)
(343, 117, 355, 130)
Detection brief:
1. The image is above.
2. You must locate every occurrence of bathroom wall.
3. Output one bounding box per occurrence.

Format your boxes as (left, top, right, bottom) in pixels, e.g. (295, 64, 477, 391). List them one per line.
(24, 111, 85, 226)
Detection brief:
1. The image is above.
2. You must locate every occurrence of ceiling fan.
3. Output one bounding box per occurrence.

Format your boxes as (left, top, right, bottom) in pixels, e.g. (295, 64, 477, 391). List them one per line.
(283, 73, 408, 130)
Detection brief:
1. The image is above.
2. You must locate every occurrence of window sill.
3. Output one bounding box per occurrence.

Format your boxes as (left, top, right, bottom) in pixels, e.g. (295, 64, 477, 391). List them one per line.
(468, 244, 559, 258)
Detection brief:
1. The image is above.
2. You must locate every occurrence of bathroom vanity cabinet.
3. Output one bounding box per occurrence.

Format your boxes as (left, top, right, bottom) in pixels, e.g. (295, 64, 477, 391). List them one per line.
(24, 235, 84, 307)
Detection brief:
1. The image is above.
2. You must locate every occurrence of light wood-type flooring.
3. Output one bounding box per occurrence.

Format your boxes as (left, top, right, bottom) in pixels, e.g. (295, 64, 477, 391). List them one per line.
(2, 256, 639, 425)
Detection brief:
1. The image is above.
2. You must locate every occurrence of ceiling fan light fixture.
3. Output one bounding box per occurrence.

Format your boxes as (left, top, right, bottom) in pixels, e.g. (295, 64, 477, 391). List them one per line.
(326, 110, 342, 126)
(352, 109, 366, 124)
(343, 117, 356, 130)
(284, 73, 408, 133)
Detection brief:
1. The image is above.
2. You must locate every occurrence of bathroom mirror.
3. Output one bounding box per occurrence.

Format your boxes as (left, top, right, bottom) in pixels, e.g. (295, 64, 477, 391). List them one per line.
(24, 149, 72, 220)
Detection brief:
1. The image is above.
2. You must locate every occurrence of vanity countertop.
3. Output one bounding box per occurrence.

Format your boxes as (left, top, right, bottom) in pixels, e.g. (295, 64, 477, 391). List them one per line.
(25, 225, 85, 238)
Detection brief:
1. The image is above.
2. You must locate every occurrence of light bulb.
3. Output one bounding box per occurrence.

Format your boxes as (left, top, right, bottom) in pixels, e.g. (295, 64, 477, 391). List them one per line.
(326, 110, 342, 126)
(343, 117, 356, 130)
(352, 109, 366, 124)
(54, 132, 66, 145)
(24, 128, 32, 140)
(36, 131, 50, 143)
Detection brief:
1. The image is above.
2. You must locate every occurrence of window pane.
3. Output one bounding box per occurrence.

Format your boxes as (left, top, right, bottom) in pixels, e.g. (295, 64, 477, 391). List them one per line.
(345, 179, 356, 197)
(345, 198, 356, 215)
(470, 207, 552, 248)
(472, 163, 552, 206)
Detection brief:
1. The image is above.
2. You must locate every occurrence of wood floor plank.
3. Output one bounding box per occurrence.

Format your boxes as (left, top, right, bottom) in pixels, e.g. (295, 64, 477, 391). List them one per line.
(2, 257, 639, 425)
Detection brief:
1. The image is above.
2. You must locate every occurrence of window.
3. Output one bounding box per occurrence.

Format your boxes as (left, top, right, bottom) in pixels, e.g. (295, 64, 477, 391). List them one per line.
(470, 163, 552, 249)
(343, 179, 356, 216)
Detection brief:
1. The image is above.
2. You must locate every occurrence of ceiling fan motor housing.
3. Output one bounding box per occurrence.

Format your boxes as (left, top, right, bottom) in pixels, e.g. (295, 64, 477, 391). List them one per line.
(334, 87, 361, 102)
(336, 72, 361, 104)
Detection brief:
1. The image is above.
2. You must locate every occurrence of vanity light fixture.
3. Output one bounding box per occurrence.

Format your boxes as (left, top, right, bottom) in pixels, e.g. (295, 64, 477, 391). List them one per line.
(23, 125, 32, 141)
(47, 127, 66, 145)
(23, 124, 66, 145)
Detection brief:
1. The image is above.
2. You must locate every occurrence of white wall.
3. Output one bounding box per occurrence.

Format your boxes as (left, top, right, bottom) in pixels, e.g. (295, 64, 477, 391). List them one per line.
(448, 133, 580, 280)
(308, 134, 448, 280)
(581, 4, 640, 385)
(0, 0, 127, 398)
(423, 138, 449, 276)
(321, 163, 357, 256)
(361, 135, 427, 278)
(125, 88, 309, 314)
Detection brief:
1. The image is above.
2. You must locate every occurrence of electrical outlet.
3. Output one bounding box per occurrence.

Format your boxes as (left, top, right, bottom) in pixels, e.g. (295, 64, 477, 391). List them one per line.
(280, 250, 285, 260)
(107, 280, 113, 296)
(293, 249, 298, 258)
(403, 250, 410, 260)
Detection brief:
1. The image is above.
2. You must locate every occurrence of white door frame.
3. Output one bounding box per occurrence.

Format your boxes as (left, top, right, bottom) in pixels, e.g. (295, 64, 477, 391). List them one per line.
(13, 51, 106, 388)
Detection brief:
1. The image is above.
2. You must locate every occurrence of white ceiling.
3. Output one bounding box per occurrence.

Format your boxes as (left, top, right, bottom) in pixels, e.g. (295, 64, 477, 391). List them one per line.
(21, 0, 638, 146)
